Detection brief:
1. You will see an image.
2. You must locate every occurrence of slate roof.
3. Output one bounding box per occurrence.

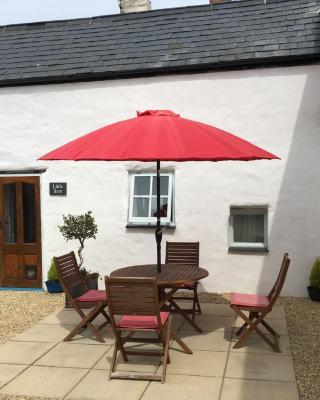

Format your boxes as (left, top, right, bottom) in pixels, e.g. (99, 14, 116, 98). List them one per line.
(0, 0, 319, 87)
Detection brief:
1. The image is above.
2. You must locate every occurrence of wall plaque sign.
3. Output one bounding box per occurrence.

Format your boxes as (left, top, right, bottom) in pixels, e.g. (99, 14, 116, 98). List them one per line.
(49, 182, 67, 196)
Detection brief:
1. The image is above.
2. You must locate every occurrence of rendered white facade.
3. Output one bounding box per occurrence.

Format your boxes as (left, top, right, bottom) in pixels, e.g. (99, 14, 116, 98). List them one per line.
(1, 63, 319, 296)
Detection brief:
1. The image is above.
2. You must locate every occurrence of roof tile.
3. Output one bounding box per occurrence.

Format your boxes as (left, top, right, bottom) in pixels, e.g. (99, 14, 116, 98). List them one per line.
(0, 0, 319, 86)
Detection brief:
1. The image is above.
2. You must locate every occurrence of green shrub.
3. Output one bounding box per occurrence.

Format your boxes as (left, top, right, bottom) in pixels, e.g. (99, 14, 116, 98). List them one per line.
(47, 259, 59, 282)
(309, 258, 320, 288)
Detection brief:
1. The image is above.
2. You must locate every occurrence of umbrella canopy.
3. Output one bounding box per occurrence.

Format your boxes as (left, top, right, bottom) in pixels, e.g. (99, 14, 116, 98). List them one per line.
(40, 110, 278, 162)
(40, 110, 279, 272)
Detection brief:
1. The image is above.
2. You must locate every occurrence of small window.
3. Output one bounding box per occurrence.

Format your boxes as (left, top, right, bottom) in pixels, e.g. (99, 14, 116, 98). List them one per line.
(128, 173, 174, 226)
(229, 207, 268, 252)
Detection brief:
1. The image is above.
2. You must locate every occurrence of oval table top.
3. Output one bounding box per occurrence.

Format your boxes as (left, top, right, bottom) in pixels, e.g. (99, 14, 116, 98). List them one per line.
(110, 263, 209, 287)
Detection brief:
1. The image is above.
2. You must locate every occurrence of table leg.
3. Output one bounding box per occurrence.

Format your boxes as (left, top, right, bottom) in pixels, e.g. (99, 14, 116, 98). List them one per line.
(169, 300, 203, 333)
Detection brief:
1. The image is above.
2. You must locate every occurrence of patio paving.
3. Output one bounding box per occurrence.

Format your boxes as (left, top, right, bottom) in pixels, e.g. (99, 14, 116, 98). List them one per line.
(0, 302, 299, 400)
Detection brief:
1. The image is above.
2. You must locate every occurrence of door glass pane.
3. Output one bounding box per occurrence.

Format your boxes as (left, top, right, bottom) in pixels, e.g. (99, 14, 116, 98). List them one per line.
(4, 184, 17, 244)
(134, 176, 150, 195)
(151, 197, 168, 218)
(234, 214, 264, 243)
(152, 176, 169, 196)
(22, 183, 36, 243)
(132, 197, 149, 218)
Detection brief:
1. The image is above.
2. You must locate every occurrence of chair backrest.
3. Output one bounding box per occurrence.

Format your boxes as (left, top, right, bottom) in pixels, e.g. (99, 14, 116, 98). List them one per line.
(105, 277, 160, 320)
(268, 253, 290, 307)
(165, 241, 199, 266)
(54, 251, 87, 299)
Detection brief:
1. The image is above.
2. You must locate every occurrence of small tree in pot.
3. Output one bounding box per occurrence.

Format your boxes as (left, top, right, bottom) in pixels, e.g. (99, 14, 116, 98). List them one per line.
(308, 258, 320, 301)
(59, 211, 99, 290)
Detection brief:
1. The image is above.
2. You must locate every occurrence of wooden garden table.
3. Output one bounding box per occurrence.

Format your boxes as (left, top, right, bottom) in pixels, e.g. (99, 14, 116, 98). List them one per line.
(110, 264, 209, 333)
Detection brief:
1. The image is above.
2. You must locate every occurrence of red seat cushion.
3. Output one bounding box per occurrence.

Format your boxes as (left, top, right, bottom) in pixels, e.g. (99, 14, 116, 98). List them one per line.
(75, 290, 107, 302)
(231, 293, 269, 308)
(117, 312, 169, 329)
(182, 282, 196, 289)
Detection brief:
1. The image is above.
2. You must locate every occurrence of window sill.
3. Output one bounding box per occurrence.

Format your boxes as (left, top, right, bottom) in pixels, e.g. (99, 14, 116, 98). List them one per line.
(228, 246, 269, 254)
(126, 223, 176, 229)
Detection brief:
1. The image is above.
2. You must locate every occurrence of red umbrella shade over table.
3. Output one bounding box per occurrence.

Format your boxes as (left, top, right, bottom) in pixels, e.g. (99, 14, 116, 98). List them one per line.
(40, 110, 279, 271)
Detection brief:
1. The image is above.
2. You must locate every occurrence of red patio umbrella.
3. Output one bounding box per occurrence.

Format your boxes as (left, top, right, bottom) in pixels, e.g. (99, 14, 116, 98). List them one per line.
(40, 110, 279, 272)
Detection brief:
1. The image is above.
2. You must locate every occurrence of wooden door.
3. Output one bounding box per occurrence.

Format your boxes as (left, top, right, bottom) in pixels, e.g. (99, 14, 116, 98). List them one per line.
(0, 177, 42, 288)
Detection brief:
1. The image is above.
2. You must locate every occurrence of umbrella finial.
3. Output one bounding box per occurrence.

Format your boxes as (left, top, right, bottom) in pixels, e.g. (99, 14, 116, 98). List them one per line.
(137, 110, 180, 117)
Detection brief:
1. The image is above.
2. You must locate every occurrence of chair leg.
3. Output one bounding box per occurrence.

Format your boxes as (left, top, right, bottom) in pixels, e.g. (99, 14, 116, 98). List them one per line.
(192, 296, 197, 321)
(116, 331, 128, 362)
(158, 322, 170, 364)
(64, 302, 106, 343)
(161, 318, 171, 383)
(170, 329, 193, 354)
(109, 341, 119, 380)
(232, 307, 281, 353)
(101, 309, 111, 324)
(261, 319, 280, 337)
(194, 284, 202, 315)
(235, 311, 255, 336)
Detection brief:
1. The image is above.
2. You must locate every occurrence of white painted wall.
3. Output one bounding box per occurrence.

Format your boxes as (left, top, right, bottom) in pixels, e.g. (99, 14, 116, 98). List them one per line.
(1, 63, 320, 296)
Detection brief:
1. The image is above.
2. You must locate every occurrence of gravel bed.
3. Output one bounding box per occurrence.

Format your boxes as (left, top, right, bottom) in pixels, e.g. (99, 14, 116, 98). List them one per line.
(0, 291, 64, 344)
(0, 291, 319, 400)
(279, 297, 320, 400)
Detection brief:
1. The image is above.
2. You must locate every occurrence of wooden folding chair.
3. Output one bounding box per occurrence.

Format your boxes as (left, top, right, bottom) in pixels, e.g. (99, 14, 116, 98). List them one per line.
(105, 277, 173, 383)
(54, 252, 110, 343)
(165, 241, 201, 320)
(230, 253, 290, 352)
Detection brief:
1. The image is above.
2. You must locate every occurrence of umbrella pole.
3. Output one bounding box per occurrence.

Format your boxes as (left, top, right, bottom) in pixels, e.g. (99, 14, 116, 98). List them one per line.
(156, 159, 162, 273)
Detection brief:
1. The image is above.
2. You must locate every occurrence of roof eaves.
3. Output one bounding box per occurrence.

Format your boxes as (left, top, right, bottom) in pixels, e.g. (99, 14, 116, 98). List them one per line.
(1, 53, 319, 88)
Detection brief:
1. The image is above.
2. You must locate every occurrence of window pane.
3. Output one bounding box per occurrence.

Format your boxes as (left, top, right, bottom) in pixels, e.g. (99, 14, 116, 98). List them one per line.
(132, 197, 149, 217)
(234, 214, 264, 243)
(4, 184, 17, 244)
(151, 197, 168, 218)
(152, 176, 169, 196)
(134, 176, 150, 195)
(23, 183, 36, 243)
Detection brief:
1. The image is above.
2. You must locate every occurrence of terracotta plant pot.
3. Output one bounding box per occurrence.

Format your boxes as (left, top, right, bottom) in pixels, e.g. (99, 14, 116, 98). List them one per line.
(307, 286, 320, 301)
(45, 280, 64, 293)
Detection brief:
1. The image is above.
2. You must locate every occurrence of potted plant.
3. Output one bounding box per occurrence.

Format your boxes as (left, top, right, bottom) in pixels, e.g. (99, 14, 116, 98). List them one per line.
(59, 211, 99, 306)
(308, 257, 320, 301)
(45, 259, 64, 293)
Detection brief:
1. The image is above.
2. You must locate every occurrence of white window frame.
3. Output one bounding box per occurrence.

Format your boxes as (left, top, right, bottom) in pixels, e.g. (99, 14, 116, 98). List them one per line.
(229, 207, 268, 251)
(128, 173, 174, 225)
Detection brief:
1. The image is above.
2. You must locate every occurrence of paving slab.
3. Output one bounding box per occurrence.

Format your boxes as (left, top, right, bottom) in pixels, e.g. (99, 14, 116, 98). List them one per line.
(234, 316, 288, 335)
(66, 369, 148, 400)
(0, 364, 28, 388)
(35, 342, 108, 368)
(220, 378, 299, 400)
(172, 330, 231, 352)
(230, 333, 291, 355)
(142, 374, 222, 400)
(183, 315, 234, 333)
(12, 323, 74, 343)
(94, 349, 160, 373)
(0, 302, 297, 400)
(167, 350, 227, 377)
(39, 309, 83, 325)
(225, 352, 296, 382)
(39, 308, 110, 327)
(0, 341, 55, 364)
(177, 302, 234, 317)
(0, 365, 88, 398)
(68, 325, 116, 345)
